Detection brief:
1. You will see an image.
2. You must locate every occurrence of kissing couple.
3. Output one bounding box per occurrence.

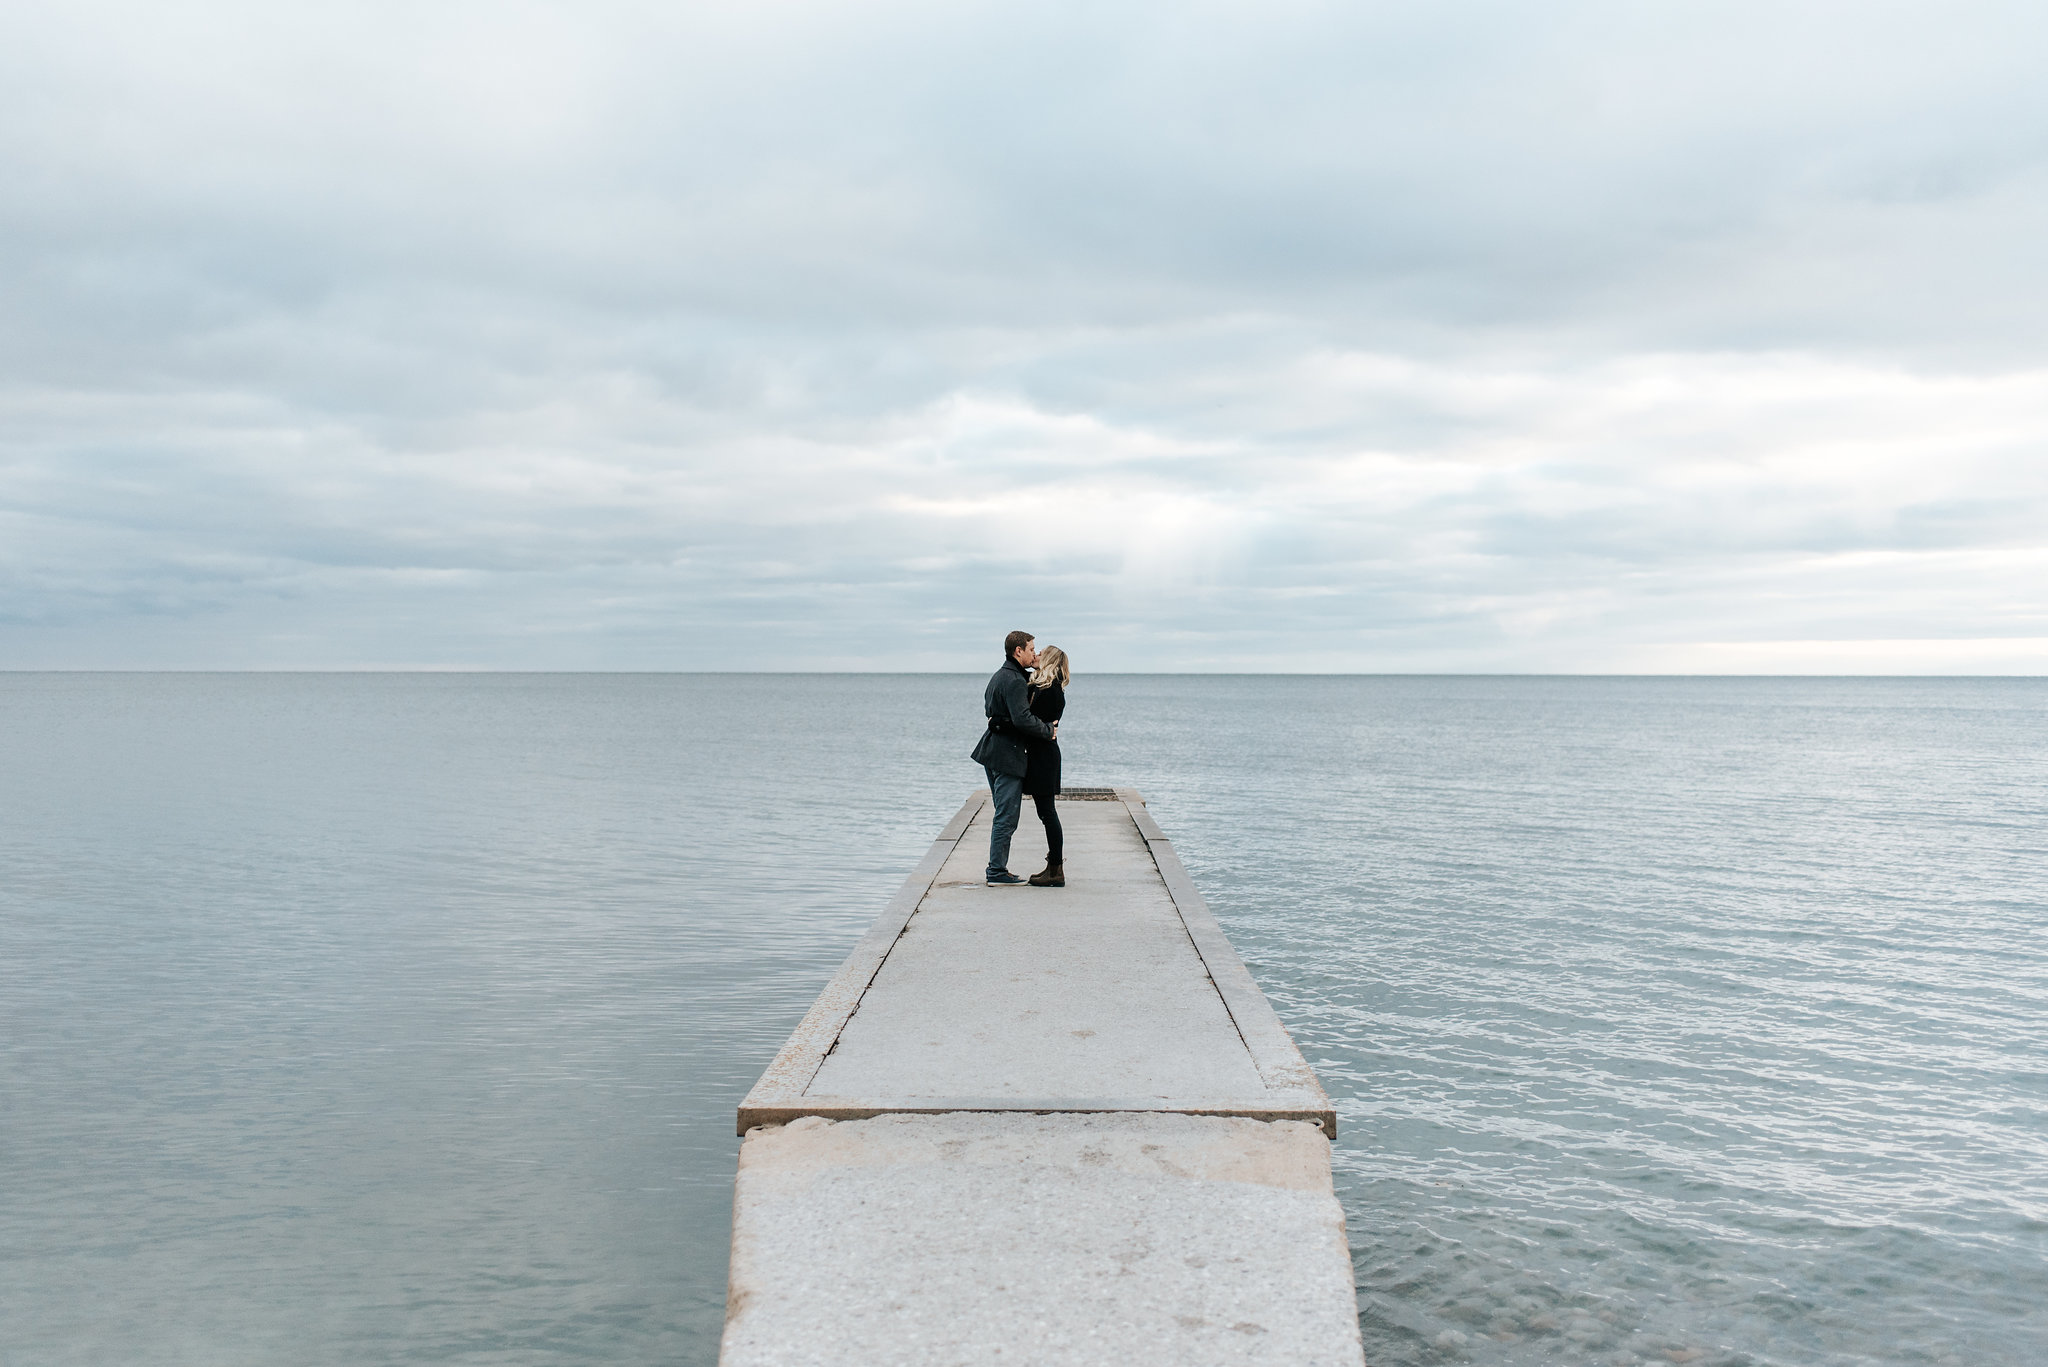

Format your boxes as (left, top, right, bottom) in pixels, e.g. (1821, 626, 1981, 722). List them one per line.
(969, 629, 1072, 888)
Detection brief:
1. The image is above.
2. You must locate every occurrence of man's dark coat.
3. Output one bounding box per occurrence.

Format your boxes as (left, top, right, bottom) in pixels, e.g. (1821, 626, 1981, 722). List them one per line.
(970, 657, 1053, 778)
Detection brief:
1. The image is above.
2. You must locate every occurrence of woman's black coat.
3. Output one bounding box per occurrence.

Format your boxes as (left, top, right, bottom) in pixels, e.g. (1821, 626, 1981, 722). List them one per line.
(1023, 681, 1064, 797)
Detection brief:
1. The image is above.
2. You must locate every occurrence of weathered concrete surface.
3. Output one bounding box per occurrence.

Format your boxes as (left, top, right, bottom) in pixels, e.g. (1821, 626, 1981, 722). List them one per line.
(724, 790, 1360, 1365)
(807, 798, 1264, 1100)
(721, 1113, 1363, 1367)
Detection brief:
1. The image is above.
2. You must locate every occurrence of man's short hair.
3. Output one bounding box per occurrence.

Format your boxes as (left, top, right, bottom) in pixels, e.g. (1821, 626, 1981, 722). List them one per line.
(1004, 630, 1034, 659)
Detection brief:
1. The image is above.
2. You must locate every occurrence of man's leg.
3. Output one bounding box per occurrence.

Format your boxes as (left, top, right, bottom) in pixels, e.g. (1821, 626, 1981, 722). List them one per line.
(984, 766, 1024, 878)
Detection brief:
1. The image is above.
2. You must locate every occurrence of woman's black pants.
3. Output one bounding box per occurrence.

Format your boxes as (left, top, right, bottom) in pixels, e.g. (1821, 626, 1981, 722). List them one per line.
(1032, 793, 1063, 863)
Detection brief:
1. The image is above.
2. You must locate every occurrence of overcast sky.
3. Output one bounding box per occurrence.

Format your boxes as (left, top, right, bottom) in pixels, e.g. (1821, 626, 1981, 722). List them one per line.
(3, 0, 2044, 670)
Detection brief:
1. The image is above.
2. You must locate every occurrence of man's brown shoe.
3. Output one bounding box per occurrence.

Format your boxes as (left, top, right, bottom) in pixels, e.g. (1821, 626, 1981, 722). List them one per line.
(1028, 861, 1064, 887)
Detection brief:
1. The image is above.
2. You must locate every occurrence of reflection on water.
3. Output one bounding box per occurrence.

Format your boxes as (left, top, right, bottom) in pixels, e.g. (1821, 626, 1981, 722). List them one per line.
(2, 674, 2043, 1365)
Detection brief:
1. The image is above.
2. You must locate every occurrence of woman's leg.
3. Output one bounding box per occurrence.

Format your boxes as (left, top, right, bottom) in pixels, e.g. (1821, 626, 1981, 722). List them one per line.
(1033, 793, 1063, 865)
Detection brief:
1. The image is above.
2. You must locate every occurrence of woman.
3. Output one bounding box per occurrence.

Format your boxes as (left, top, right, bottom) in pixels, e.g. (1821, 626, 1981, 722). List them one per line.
(1022, 645, 1069, 887)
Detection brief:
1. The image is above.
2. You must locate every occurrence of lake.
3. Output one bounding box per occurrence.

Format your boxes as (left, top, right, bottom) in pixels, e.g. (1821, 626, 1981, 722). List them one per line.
(2, 673, 2042, 1366)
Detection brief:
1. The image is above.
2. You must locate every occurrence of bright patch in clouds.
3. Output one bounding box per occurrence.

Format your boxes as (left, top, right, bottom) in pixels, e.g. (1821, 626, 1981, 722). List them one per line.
(1, 1, 2044, 670)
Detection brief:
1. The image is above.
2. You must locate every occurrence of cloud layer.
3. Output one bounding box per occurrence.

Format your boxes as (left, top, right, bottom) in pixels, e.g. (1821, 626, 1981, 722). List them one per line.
(3, 1, 2045, 669)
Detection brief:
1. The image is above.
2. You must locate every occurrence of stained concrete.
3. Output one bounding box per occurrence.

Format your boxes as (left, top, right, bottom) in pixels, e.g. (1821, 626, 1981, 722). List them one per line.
(724, 791, 1361, 1365)
(721, 1113, 1364, 1367)
(806, 799, 1266, 1100)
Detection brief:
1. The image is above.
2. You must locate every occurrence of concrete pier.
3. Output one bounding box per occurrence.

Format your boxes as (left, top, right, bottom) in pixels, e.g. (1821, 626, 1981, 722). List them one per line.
(723, 789, 1363, 1366)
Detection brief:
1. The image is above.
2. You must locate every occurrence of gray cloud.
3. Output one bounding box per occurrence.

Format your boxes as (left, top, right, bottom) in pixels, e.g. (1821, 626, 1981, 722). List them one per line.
(2, 0, 2045, 669)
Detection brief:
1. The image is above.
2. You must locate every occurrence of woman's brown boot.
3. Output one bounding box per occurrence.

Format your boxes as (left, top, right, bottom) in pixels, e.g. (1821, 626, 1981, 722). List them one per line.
(1028, 860, 1064, 887)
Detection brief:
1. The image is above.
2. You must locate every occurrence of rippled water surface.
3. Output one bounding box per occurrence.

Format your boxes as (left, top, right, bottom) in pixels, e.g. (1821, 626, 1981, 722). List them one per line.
(3, 674, 2043, 1366)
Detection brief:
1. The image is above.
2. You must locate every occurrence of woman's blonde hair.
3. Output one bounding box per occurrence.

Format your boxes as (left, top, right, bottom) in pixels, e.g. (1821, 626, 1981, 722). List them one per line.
(1030, 645, 1070, 689)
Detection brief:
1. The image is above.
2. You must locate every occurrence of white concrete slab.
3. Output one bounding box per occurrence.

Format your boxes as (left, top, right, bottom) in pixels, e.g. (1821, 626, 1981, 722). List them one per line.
(807, 799, 1266, 1100)
(737, 792, 1333, 1132)
(724, 791, 1359, 1365)
(721, 1113, 1364, 1367)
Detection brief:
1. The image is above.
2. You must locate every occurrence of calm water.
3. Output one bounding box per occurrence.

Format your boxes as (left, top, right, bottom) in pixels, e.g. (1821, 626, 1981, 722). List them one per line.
(2, 674, 2043, 1367)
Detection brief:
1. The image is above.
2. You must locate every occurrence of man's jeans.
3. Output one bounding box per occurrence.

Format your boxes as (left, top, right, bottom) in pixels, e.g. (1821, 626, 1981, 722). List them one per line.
(984, 766, 1024, 877)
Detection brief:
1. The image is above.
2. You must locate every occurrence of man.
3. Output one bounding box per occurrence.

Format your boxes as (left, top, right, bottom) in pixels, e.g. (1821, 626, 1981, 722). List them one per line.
(969, 630, 1055, 885)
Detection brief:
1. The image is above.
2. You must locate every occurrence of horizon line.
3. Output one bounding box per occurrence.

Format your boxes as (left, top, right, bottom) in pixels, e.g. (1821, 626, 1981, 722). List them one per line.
(3, 668, 2042, 680)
